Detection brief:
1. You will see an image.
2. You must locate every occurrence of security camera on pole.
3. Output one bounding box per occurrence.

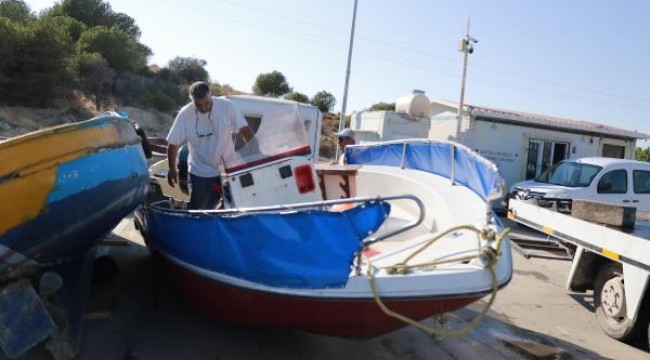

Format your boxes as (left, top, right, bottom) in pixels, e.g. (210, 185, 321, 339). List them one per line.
(456, 19, 478, 142)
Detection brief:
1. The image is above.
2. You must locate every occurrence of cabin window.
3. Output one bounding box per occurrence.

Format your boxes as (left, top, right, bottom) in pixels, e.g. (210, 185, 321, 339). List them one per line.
(233, 116, 263, 151)
(602, 144, 625, 159)
(525, 139, 570, 180)
(633, 170, 650, 194)
(597, 169, 628, 194)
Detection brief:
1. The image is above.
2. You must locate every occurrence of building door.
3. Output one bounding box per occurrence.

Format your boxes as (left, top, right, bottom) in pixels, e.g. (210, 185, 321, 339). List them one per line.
(525, 138, 570, 179)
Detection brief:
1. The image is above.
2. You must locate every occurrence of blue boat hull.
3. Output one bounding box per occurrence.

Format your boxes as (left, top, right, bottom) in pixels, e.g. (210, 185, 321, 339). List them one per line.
(3, 177, 147, 264)
(0, 116, 149, 268)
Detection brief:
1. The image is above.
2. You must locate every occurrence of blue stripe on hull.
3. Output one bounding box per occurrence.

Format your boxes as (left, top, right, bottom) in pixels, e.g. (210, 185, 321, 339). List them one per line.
(47, 144, 147, 203)
(1, 176, 147, 263)
(1, 144, 148, 263)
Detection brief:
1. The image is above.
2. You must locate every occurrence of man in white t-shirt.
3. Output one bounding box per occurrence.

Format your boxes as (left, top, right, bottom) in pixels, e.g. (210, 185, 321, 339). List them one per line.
(166, 81, 254, 209)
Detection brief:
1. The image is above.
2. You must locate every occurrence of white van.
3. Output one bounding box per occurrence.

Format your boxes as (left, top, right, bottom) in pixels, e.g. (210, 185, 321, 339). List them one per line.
(508, 157, 650, 213)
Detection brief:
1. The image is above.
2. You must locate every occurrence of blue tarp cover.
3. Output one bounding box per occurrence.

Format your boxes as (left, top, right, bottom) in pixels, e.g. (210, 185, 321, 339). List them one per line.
(149, 202, 390, 289)
(346, 141, 502, 201)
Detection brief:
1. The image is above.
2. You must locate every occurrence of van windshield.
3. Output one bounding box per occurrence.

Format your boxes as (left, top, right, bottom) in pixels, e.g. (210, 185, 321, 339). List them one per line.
(535, 162, 602, 187)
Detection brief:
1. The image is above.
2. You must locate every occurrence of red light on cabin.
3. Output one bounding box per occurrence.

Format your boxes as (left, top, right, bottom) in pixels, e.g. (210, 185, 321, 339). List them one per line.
(294, 165, 315, 194)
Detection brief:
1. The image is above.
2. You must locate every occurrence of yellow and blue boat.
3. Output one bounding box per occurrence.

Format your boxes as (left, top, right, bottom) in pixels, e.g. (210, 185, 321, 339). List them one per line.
(0, 113, 149, 270)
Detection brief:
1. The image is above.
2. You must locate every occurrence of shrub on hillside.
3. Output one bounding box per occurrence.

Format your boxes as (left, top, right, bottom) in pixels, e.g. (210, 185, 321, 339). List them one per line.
(113, 72, 181, 106)
(137, 91, 175, 112)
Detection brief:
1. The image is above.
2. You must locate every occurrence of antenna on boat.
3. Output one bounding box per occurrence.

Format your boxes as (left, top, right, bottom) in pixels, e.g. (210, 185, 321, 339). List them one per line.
(336, 0, 359, 161)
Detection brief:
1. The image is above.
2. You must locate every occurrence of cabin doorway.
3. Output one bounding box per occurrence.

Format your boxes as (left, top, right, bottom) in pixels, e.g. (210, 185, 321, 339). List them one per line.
(524, 139, 570, 180)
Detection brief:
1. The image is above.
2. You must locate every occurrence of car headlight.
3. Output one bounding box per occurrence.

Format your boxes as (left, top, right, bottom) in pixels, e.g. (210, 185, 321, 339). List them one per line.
(511, 188, 531, 200)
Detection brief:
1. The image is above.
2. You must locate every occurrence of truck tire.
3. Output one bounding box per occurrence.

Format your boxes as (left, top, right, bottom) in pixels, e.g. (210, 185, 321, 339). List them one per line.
(594, 263, 647, 341)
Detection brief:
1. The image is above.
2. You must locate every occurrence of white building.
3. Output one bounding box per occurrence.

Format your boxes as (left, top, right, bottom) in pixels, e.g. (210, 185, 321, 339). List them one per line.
(351, 91, 650, 190)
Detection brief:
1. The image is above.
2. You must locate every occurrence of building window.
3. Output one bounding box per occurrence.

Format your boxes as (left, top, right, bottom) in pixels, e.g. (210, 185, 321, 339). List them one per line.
(602, 144, 625, 159)
(525, 139, 570, 180)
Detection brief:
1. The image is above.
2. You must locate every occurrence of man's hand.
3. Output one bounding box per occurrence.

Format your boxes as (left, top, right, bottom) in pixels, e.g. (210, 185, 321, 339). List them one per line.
(167, 167, 178, 188)
(167, 143, 181, 188)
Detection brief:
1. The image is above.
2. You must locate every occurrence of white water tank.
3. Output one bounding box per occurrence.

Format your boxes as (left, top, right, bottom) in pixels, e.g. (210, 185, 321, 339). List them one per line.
(395, 90, 430, 117)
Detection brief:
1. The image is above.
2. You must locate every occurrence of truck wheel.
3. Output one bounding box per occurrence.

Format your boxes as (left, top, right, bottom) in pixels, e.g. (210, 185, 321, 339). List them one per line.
(594, 263, 646, 341)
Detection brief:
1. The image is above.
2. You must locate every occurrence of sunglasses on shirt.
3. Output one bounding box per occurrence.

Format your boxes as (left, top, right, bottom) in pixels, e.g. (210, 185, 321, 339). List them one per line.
(195, 107, 214, 137)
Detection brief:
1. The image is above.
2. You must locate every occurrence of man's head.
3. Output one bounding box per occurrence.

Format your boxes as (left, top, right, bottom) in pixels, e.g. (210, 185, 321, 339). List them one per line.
(189, 81, 212, 113)
(336, 128, 355, 149)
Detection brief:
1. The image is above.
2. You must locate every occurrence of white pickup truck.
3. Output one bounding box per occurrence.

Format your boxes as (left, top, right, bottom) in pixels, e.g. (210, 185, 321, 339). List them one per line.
(508, 199, 650, 349)
(509, 157, 650, 213)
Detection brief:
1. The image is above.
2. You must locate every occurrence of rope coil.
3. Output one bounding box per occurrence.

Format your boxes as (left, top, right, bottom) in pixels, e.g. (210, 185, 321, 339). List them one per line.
(365, 225, 510, 337)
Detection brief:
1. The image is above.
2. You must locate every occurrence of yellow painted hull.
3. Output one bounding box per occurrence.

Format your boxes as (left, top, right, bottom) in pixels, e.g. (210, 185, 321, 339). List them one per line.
(0, 115, 148, 267)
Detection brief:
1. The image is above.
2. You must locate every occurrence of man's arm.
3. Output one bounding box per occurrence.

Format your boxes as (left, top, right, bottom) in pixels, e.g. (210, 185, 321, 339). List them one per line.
(167, 143, 181, 188)
(238, 126, 254, 143)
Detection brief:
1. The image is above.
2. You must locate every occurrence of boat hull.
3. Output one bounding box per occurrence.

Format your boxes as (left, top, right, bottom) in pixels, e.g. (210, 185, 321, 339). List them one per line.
(140, 138, 512, 338)
(158, 254, 484, 338)
(0, 116, 149, 268)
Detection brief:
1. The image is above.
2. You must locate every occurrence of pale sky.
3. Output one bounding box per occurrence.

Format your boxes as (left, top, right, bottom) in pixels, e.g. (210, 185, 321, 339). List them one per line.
(26, 0, 650, 143)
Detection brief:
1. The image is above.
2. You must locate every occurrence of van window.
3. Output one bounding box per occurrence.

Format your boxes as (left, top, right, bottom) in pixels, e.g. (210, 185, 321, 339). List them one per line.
(633, 170, 650, 194)
(536, 161, 601, 187)
(597, 170, 628, 194)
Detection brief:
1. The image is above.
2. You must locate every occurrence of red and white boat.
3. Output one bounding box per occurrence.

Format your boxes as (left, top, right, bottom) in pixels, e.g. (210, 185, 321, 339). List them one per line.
(136, 96, 512, 338)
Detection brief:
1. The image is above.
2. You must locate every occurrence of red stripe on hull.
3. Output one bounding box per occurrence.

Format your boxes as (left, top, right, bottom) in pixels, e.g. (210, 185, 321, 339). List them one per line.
(158, 256, 483, 338)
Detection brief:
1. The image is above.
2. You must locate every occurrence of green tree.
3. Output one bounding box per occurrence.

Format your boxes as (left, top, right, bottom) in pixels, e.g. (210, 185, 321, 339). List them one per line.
(368, 102, 395, 111)
(284, 91, 309, 104)
(0, 17, 21, 102)
(635, 147, 650, 162)
(18, 16, 76, 106)
(52, 0, 141, 39)
(252, 70, 292, 97)
(77, 26, 147, 73)
(109, 11, 141, 39)
(138, 90, 175, 112)
(75, 52, 115, 109)
(41, 14, 87, 42)
(53, 0, 110, 26)
(0, 17, 19, 72)
(165, 56, 209, 85)
(311, 90, 336, 113)
(0, 0, 34, 24)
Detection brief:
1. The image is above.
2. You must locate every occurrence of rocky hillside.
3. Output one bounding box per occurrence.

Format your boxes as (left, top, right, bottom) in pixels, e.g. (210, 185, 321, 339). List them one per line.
(0, 102, 341, 160)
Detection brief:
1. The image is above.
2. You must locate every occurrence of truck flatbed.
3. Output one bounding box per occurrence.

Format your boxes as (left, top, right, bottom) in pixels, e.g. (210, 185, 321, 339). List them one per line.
(508, 199, 650, 348)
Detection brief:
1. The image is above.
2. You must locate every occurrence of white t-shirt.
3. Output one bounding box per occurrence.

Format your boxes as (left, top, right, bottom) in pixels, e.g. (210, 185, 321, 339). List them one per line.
(167, 97, 248, 177)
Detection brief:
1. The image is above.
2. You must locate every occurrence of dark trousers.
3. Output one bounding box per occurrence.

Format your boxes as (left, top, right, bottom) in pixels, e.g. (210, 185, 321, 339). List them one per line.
(189, 174, 222, 210)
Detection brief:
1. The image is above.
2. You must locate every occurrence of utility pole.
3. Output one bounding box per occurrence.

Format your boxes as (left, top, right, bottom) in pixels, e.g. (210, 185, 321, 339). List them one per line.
(336, 0, 359, 161)
(456, 18, 478, 141)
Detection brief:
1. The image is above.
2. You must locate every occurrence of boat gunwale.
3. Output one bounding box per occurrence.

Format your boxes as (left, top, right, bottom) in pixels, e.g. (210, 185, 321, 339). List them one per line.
(156, 248, 512, 301)
(0, 117, 143, 180)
